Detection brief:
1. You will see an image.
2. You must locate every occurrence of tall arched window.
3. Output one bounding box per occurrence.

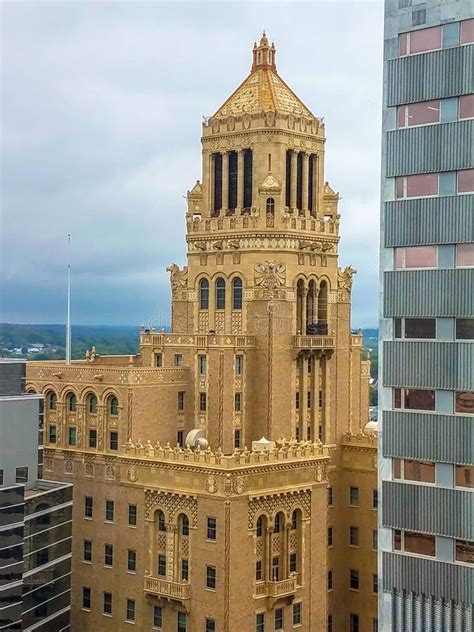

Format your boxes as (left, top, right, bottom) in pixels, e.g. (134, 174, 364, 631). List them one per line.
(157, 510, 166, 532)
(199, 278, 209, 310)
(216, 278, 226, 310)
(318, 281, 328, 328)
(291, 510, 299, 531)
(87, 394, 97, 414)
(274, 512, 284, 534)
(266, 198, 275, 213)
(108, 396, 119, 416)
(232, 278, 243, 310)
(67, 393, 77, 412)
(47, 392, 57, 411)
(256, 516, 264, 537)
(179, 514, 189, 536)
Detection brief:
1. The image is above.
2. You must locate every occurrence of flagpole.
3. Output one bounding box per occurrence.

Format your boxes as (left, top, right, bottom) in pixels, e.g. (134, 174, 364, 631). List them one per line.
(66, 234, 71, 364)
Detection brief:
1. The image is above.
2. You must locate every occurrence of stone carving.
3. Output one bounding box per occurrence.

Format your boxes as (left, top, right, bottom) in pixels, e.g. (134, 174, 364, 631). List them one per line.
(105, 464, 115, 479)
(206, 475, 218, 494)
(167, 264, 188, 293)
(337, 266, 357, 291)
(127, 466, 139, 482)
(64, 459, 73, 474)
(259, 173, 281, 194)
(44, 457, 54, 472)
(84, 461, 94, 477)
(254, 261, 286, 290)
(145, 490, 198, 526)
(232, 476, 245, 495)
(265, 111, 276, 127)
(248, 489, 311, 529)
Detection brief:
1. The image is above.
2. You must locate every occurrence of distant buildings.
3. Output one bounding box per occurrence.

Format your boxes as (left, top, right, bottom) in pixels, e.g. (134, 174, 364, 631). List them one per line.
(379, 1, 473, 629)
(0, 359, 72, 631)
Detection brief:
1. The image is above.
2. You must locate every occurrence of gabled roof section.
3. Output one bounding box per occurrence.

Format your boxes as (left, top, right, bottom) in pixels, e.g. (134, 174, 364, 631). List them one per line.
(212, 33, 314, 119)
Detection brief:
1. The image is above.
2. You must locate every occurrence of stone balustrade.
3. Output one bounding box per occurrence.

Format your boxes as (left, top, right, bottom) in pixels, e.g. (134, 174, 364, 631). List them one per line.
(186, 212, 339, 236)
(139, 332, 256, 349)
(255, 576, 298, 598)
(143, 576, 190, 600)
(293, 335, 335, 350)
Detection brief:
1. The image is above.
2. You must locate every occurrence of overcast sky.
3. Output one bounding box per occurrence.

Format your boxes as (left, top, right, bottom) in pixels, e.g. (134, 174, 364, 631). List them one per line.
(1, 0, 383, 328)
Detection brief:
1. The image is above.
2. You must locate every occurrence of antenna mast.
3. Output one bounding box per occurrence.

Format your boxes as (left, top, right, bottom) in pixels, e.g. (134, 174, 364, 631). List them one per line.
(66, 234, 72, 364)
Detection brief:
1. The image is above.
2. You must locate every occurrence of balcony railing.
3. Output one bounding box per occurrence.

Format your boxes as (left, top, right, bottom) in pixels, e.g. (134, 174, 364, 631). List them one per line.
(255, 577, 297, 598)
(140, 332, 256, 349)
(144, 576, 190, 601)
(293, 335, 335, 350)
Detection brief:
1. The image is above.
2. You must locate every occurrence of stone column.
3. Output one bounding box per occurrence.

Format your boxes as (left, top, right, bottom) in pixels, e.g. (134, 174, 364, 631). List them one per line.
(302, 152, 309, 215)
(222, 151, 229, 213)
(237, 149, 244, 213)
(290, 150, 298, 212)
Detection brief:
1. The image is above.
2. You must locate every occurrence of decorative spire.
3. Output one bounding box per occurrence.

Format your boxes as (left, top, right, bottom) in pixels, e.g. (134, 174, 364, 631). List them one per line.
(252, 30, 276, 72)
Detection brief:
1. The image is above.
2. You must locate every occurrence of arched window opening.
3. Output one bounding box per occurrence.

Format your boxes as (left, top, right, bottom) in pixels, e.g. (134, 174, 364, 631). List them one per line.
(179, 514, 189, 537)
(87, 394, 97, 414)
(256, 516, 264, 537)
(243, 149, 253, 209)
(213, 153, 222, 214)
(274, 512, 284, 534)
(199, 278, 209, 310)
(306, 280, 317, 334)
(232, 278, 243, 310)
(216, 278, 226, 310)
(296, 279, 305, 334)
(67, 393, 77, 412)
(266, 197, 275, 228)
(157, 510, 166, 532)
(266, 198, 275, 213)
(291, 510, 299, 531)
(318, 281, 328, 333)
(48, 392, 57, 411)
(109, 397, 119, 416)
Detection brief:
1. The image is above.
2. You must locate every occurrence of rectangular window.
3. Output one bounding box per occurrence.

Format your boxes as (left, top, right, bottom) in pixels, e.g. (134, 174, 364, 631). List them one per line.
(397, 100, 440, 128)
(198, 355, 207, 375)
(399, 25, 442, 56)
(103, 592, 112, 615)
(155, 353, 162, 367)
(405, 531, 436, 556)
(126, 598, 135, 622)
(349, 486, 359, 507)
(206, 619, 216, 632)
(455, 539, 474, 564)
(456, 319, 474, 340)
(128, 504, 137, 526)
(295, 392, 300, 410)
(373, 574, 378, 594)
(68, 427, 77, 446)
(404, 318, 436, 339)
(289, 552, 297, 573)
(395, 246, 437, 269)
(235, 355, 243, 376)
(459, 94, 474, 120)
(181, 559, 189, 581)
(82, 586, 91, 610)
(84, 496, 93, 518)
(394, 529, 402, 551)
(396, 174, 438, 199)
(157, 555, 166, 577)
(456, 244, 474, 267)
(213, 152, 222, 211)
(178, 391, 185, 411)
(271, 556, 280, 581)
(275, 608, 283, 630)
(395, 388, 435, 411)
(399, 459, 436, 483)
(458, 169, 474, 193)
(127, 549, 137, 572)
(234, 429, 241, 448)
(349, 569, 359, 590)
(328, 615, 333, 632)
(207, 516, 217, 540)
(461, 18, 474, 44)
(455, 465, 474, 488)
(350, 526, 359, 546)
(153, 605, 163, 629)
(255, 559, 263, 581)
(15, 467, 28, 484)
(49, 425, 57, 443)
(256, 613, 265, 632)
(83, 540, 92, 562)
(206, 565, 216, 589)
(104, 544, 113, 566)
(105, 500, 114, 522)
(89, 429, 97, 448)
(228, 150, 238, 210)
(175, 354, 183, 367)
(177, 612, 187, 632)
(455, 391, 474, 414)
(307, 391, 312, 409)
(199, 392, 207, 412)
(109, 431, 118, 451)
(327, 527, 333, 547)
(373, 530, 378, 550)
(350, 613, 359, 632)
(234, 392, 242, 412)
(293, 602, 302, 626)
(327, 570, 333, 590)
(243, 148, 253, 209)
(373, 619, 378, 632)
(327, 486, 333, 506)
(0, 470, 3, 485)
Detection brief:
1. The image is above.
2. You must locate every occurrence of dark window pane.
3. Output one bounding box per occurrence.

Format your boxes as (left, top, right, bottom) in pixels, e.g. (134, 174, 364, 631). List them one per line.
(404, 318, 436, 339)
(228, 151, 237, 210)
(404, 389, 435, 410)
(213, 153, 222, 212)
(243, 149, 253, 209)
(455, 392, 474, 414)
(456, 319, 474, 340)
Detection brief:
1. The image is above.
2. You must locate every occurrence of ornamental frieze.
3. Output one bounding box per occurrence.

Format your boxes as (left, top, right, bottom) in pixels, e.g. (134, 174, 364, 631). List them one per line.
(248, 489, 311, 529)
(144, 490, 198, 526)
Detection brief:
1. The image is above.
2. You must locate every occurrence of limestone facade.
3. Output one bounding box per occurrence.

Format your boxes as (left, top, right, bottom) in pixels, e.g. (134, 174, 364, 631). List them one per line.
(27, 34, 377, 632)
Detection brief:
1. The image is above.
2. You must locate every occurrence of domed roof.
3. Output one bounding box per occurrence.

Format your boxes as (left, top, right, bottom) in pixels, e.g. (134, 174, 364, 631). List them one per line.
(364, 420, 379, 434)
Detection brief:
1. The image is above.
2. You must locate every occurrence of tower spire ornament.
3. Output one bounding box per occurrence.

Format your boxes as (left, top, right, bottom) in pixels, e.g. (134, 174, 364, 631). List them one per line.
(252, 29, 276, 71)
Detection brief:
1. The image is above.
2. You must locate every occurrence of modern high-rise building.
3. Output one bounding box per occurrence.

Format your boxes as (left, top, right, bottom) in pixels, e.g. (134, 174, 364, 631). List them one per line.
(27, 35, 378, 631)
(379, 2, 473, 630)
(0, 360, 73, 632)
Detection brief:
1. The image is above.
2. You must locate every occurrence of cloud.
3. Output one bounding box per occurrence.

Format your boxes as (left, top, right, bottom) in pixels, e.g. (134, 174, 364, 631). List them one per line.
(1, 0, 383, 327)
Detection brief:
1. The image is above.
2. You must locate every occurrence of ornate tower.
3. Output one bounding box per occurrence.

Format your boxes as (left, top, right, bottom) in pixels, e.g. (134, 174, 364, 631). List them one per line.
(27, 34, 377, 632)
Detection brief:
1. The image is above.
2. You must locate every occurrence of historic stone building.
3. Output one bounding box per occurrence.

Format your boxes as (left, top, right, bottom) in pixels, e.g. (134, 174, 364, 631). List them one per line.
(27, 34, 377, 632)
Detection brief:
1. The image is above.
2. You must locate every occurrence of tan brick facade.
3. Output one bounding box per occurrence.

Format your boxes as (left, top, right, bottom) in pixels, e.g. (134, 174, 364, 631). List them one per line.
(27, 34, 377, 632)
